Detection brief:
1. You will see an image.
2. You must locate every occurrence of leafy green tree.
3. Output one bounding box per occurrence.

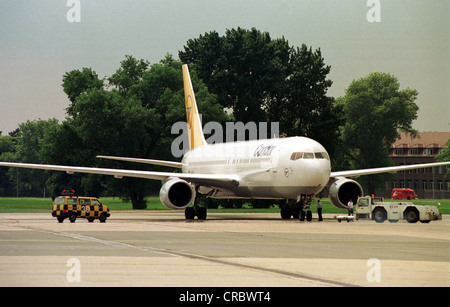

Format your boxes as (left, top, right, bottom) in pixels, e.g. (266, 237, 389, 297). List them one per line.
(0, 132, 15, 196)
(336, 72, 419, 193)
(436, 138, 450, 176)
(1, 119, 60, 197)
(70, 88, 156, 207)
(267, 45, 341, 155)
(62, 68, 104, 117)
(108, 55, 149, 94)
(179, 28, 341, 156)
(40, 121, 95, 198)
(180, 27, 290, 124)
(45, 55, 227, 209)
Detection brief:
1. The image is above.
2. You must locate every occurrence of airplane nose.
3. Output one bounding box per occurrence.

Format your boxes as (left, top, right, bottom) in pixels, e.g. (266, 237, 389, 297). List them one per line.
(309, 161, 330, 187)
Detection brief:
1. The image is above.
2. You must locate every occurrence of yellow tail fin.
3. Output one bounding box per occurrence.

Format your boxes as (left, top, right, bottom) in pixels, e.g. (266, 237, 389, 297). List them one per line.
(182, 64, 207, 150)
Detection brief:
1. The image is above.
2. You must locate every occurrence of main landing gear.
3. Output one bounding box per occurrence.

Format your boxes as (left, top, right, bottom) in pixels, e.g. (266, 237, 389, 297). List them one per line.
(280, 197, 313, 221)
(185, 206, 207, 220)
(185, 186, 207, 220)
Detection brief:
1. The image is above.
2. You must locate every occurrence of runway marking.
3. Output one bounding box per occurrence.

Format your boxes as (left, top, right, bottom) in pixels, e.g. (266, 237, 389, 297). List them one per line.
(3, 215, 367, 286)
(51, 231, 169, 253)
(3, 217, 360, 287)
(42, 229, 358, 287)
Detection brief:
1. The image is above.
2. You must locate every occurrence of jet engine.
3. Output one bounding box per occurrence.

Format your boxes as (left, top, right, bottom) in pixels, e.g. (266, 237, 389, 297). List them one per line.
(328, 177, 363, 209)
(159, 178, 195, 210)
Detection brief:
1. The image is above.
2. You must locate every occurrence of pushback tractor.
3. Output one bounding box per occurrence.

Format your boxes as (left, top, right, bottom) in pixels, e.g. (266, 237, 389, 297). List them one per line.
(354, 195, 441, 223)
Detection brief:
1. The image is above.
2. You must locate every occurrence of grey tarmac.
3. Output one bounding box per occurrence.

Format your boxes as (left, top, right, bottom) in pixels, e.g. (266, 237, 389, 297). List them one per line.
(0, 212, 448, 287)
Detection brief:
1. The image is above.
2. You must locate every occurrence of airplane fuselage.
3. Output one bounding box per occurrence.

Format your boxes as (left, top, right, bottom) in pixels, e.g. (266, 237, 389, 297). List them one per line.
(182, 136, 331, 200)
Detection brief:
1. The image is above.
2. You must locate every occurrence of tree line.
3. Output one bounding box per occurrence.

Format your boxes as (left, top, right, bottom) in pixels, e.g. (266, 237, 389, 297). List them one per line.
(0, 27, 424, 208)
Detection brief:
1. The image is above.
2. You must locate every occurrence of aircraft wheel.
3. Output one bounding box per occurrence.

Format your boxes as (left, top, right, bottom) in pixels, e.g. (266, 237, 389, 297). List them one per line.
(299, 210, 305, 221)
(185, 207, 195, 220)
(306, 210, 312, 221)
(292, 207, 300, 219)
(280, 207, 291, 219)
(197, 207, 207, 220)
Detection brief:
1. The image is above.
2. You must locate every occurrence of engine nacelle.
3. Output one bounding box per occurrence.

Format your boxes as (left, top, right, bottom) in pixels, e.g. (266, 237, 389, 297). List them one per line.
(328, 177, 363, 209)
(159, 178, 195, 210)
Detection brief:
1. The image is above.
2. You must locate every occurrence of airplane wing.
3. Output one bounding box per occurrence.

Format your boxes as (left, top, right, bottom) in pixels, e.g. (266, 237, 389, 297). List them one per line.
(0, 161, 240, 190)
(97, 155, 183, 168)
(330, 161, 450, 178)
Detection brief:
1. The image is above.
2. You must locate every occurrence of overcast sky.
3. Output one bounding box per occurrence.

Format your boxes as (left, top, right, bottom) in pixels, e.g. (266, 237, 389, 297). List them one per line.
(0, 0, 448, 135)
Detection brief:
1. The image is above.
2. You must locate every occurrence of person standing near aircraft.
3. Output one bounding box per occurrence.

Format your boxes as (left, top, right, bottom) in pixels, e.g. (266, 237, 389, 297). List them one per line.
(347, 199, 354, 216)
(317, 199, 323, 221)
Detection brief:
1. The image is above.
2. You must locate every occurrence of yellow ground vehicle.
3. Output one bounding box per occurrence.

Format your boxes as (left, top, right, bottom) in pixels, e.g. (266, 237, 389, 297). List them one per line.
(51, 190, 110, 223)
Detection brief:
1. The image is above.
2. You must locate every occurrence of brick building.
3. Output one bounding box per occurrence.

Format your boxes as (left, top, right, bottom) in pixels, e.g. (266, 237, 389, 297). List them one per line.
(383, 132, 450, 199)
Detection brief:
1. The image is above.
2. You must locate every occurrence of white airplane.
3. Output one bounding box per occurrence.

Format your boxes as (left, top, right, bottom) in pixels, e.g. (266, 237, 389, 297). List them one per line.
(1, 65, 449, 220)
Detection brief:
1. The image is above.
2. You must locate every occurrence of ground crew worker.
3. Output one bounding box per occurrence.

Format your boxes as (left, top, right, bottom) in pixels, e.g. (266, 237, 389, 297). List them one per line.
(347, 199, 354, 216)
(317, 199, 323, 221)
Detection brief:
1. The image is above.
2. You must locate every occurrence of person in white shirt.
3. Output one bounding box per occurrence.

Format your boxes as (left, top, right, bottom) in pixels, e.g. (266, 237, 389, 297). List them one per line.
(347, 199, 354, 216)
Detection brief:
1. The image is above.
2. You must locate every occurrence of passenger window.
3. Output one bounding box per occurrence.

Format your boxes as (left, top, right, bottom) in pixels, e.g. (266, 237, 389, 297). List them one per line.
(303, 152, 314, 159)
(290, 152, 303, 160)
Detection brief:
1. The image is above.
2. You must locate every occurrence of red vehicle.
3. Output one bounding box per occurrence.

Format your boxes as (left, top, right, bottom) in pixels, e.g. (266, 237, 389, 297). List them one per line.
(391, 188, 418, 200)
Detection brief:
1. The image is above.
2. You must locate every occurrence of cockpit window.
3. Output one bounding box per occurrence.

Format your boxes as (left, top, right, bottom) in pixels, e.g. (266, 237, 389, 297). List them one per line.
(303, 152, 314, 159)
(314, 152, 324, 159)
(290, 152, 329, 160)
(314, 152, 330, 160)
(320, 152, 330, 160)
(290, 152, 303, 160)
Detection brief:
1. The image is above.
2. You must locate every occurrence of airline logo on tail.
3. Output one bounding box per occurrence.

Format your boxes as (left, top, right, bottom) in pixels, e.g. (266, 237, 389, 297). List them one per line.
(182, 64, 206, 150)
